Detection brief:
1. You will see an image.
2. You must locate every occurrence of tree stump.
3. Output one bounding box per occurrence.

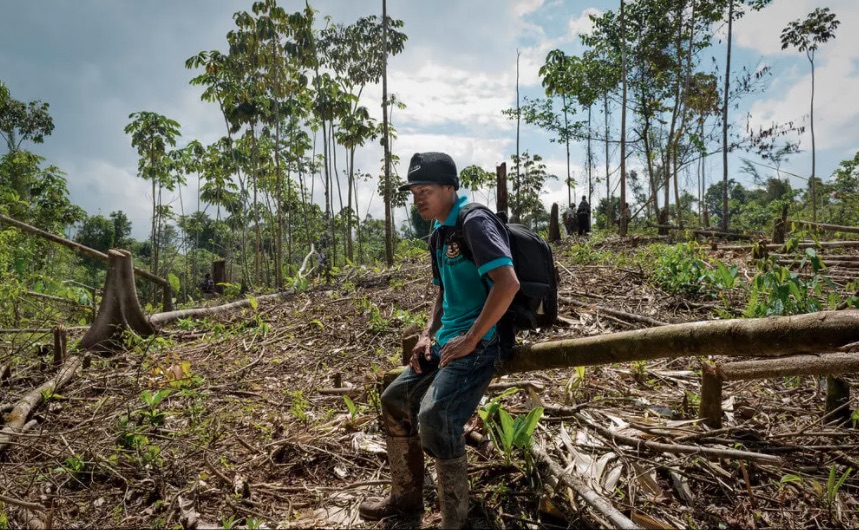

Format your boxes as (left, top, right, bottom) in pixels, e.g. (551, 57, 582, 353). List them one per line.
(79, 249, 155, 352)
(548, 203, 561, 243)
(496, 162, 508, 218)
(213, 260, 226, 295)
(53, 325, 66, 366)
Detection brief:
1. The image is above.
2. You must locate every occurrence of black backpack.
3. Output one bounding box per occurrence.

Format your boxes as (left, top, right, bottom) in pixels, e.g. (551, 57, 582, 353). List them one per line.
(441, 203, 558, 330)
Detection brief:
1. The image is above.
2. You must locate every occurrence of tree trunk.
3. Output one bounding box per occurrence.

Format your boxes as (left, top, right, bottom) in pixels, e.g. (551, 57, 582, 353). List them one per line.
(604, 93, 611, 228)
(722, 0, 733, 231)
(500, 310, 859, 374)
(619, 0, 628, 237)
(382, 0, 394, 267)
(549, 203, 561, 243)
(790, 220, 859, 234)
(810, 54, 817, 222)
(79, 250, 157, 352)
(496, 162, 508, 217)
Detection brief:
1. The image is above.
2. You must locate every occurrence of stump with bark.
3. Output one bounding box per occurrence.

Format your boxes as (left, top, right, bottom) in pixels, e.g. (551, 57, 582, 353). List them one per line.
(549, 203, 561, 243)
(79, 249, 156, 352)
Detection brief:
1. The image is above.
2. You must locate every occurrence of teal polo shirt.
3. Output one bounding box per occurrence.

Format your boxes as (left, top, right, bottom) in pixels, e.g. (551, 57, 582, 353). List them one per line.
(430, 196, 513, 346)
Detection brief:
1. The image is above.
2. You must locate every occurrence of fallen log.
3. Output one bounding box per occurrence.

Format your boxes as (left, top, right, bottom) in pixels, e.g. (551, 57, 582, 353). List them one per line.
(562, 297, 668, 327)
(149, 289, 295, 327)
(0, 355, 83, 454)
(716, 241, 859, 252)
(700, 352, 859, 428)
(501, 310, 859, 375)
(532, 443, 639, 529)
(647, 225, 755, 240)
(0, 213, 172, 311)
(789, 220, 859, 235)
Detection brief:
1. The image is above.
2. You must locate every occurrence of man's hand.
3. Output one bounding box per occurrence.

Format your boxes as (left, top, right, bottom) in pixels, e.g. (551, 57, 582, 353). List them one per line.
(409, 333, 432, 374)
(440, 333, 479, 367)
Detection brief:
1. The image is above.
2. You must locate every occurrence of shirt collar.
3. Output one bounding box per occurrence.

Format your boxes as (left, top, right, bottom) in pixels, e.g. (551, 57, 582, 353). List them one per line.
(433, 195, 467, 229)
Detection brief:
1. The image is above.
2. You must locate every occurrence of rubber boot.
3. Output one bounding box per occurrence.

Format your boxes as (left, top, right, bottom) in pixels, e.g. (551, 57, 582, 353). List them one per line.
(359, 436, 424, 521)
(436, 454, 469, 529)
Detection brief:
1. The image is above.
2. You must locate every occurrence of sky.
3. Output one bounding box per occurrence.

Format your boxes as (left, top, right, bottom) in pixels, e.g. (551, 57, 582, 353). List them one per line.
(1, 0, 857, 239)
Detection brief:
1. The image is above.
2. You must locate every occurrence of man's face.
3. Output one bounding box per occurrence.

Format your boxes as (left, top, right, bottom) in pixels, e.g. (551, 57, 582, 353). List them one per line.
(411, 184, 452, 221)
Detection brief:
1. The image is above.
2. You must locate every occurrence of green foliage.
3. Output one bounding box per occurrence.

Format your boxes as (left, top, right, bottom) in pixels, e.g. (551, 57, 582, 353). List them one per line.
(139, 389, 172, 426)
(650, 243, 711, 296)
(288, 390, 309, 423)
(744, 250, 836, 317)
(478, 388, 544, 467)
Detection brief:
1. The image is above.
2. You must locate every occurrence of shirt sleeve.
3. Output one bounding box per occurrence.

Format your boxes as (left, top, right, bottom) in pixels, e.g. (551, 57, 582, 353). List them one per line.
(462, 211, 513, 277)
(430, 228, 441, 286)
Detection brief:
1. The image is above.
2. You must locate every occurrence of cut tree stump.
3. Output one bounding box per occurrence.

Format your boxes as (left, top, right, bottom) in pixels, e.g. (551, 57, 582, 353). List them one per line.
(700, 352, 859, 428)
(549, 203, 561, 243)
(79, 250, 156, 352)
(52, 325, 66, 366)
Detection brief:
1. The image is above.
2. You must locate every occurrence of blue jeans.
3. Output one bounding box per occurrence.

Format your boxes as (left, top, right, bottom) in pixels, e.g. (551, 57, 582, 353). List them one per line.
(380, 335, 501, 460)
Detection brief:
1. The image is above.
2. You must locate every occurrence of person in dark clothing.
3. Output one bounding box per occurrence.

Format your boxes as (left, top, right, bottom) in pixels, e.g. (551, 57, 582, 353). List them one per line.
(577, 197, 591, 235)
(200, 273, 214, 294)
(358, 152, 519, 529)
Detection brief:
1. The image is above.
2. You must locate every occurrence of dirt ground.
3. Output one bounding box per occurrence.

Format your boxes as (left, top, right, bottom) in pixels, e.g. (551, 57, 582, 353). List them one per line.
(2, 236, 859, 529)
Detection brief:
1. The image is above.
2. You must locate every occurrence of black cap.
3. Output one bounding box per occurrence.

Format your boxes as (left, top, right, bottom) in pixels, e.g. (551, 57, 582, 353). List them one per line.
(398, 152, 459, 191)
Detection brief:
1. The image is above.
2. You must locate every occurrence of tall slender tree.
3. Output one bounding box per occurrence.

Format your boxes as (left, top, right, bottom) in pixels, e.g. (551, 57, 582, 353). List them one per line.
(781, 7, 840, 222)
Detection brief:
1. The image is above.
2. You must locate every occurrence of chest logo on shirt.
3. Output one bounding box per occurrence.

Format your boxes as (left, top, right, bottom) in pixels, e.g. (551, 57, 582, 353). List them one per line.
(445, 241, 461, 259)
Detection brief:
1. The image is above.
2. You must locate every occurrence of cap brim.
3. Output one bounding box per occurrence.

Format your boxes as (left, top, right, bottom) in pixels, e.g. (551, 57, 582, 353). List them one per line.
(398, 180, 438, 192)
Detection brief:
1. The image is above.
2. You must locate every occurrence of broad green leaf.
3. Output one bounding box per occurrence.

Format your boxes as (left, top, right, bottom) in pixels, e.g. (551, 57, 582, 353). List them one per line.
(168, 273, 181, 293)
(247, 295, 259, 312)
(498, 409, 515, 452)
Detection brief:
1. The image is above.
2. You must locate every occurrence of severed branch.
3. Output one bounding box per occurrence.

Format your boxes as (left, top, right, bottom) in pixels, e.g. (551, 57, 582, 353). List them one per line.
(0, 355, 83, 454)
(562, 297, 668, 327)
(533, 443, 639, 529)
(296, 243, 316, 281)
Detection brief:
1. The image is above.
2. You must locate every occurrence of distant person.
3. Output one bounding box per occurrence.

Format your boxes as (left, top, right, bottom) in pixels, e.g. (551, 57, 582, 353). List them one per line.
(359, 152, 519, 529)
(563, 204, 576, 236)
(577, 197, 591, 235)
(200, 273, 214, 294)
(621, 202, 632, 229)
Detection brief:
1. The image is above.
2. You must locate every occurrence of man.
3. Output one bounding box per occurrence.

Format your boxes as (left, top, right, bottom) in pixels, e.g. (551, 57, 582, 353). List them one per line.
(577, 197, 591, 235)
(563, 203, 577, 237)
(359, 152, 519, 528)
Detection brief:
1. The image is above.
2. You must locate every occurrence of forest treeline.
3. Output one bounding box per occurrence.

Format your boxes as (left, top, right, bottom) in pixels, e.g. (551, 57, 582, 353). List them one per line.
(1, 0, 857, 321)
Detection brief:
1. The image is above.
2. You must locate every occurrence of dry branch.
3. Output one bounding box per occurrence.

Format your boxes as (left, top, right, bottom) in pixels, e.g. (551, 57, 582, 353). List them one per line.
(502, 310, 859, 374)
(533, 443, 639, 529)
(0, 355, 83, 454)
(562, 297, 668, 327)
